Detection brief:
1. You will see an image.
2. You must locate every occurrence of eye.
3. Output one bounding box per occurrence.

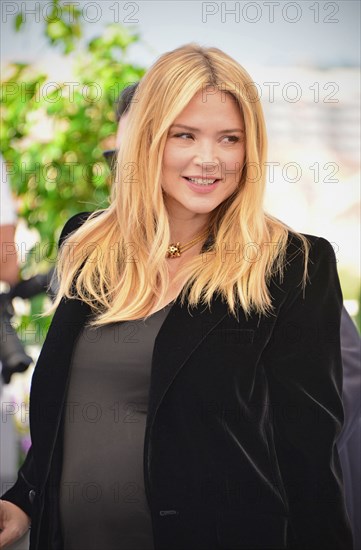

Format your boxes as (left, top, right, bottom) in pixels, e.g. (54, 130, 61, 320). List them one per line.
(173, 133, 193, 140)
(222, 135, 240, 144)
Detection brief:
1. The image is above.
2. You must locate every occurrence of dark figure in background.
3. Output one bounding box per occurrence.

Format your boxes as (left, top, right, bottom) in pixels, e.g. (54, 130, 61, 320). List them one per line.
(338, 308, 361, 550)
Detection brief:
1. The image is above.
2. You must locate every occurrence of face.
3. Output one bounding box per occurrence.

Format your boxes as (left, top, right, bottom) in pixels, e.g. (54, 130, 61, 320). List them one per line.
(161, 89, 245, 224)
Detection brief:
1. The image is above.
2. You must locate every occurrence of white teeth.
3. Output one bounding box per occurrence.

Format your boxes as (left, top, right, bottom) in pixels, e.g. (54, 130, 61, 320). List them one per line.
(187, 177, 217, 185)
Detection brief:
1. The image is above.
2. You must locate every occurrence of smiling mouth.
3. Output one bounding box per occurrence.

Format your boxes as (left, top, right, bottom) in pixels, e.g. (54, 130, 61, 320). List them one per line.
(183, 177, 221, 186)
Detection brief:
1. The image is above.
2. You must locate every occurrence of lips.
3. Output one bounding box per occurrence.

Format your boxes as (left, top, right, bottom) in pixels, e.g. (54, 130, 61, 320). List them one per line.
(182, 176, 221, 193)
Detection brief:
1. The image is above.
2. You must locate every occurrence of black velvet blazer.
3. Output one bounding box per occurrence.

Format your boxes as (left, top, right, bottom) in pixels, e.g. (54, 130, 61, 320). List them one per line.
(2, 212, 353, 550)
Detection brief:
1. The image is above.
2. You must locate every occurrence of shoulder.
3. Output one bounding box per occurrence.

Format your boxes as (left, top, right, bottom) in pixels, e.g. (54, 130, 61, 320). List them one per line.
(284, 231, 337, 273)
(270, 230, 339, 298)
(266, 230, 342, 324)
(58, 210, 105, 248)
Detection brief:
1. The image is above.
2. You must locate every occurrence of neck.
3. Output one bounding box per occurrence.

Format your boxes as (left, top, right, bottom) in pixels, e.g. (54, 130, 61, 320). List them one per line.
(168, 217, 210, 244)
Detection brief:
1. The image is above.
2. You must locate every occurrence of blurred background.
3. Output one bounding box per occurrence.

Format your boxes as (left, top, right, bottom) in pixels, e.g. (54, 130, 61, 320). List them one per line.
(1, 2, 360, 542)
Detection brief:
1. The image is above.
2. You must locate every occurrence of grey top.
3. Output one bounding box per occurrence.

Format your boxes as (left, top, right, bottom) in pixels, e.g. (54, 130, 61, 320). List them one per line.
(59, 302, 174, 550)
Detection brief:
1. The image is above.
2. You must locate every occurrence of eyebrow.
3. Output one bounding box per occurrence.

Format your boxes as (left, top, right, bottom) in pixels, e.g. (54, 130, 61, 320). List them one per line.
(170, 124, 244, 133)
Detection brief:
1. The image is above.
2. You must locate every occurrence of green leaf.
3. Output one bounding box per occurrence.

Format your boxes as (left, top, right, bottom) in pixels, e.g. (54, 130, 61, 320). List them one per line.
(46, 20, 68, 40)
(15, 13, 24, 31)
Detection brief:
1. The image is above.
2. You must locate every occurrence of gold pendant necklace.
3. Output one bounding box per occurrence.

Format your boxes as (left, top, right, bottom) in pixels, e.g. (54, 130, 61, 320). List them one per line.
(166, 228, 210, 258)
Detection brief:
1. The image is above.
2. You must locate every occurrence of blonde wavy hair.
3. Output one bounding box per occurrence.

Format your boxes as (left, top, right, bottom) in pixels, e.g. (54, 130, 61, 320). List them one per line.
(44, 43, 310, 326)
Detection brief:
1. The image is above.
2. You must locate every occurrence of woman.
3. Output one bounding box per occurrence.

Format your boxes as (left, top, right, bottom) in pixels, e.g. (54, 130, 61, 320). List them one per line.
(0, 43, 353, 550)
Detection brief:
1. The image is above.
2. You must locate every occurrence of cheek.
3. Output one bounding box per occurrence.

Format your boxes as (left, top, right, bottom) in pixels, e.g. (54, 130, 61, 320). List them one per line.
(162, 145, 175, 172)
(163, 145, 184, 174)
(224, 149, 245, 176)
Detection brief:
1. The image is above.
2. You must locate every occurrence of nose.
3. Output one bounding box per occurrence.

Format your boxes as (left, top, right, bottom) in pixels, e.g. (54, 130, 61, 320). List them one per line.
(193, 141, 220, 174)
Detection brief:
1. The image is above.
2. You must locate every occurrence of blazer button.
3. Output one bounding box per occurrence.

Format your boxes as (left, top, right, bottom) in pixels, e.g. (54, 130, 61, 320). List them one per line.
(159, 510, 179, 516)
(28, 490, 36, 504)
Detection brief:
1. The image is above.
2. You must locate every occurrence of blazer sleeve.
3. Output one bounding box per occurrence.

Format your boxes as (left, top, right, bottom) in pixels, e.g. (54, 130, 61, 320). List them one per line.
(0, 211, 94, 515)
(0, 445, 36, 517)
(262, 236, 354, 549)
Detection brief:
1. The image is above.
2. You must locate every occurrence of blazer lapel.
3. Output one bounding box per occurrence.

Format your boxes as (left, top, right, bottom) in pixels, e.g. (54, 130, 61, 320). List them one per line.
(147, 289, 229, 433)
